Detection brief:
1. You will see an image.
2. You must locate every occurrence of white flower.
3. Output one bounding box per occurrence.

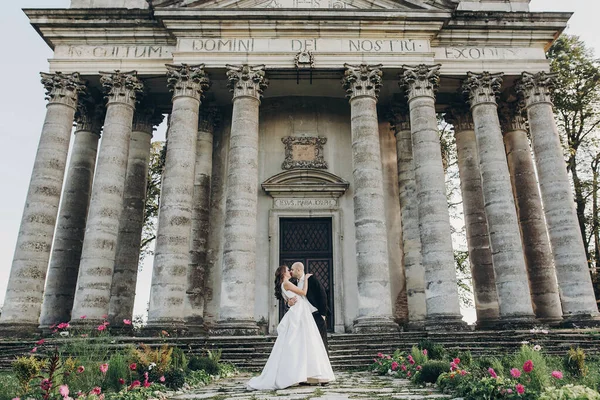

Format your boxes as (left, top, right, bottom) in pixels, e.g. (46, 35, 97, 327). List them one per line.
(541, 329, 549, 334)
(148, 362, 157, 371)
(59, 331, 69, 337)
(533, 345, 542, 351)
(520, 341, 529, 345)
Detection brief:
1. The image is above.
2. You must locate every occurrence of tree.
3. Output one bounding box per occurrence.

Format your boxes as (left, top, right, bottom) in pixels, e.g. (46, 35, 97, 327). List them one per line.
(547, 35, 600, 266)
(139, 140, 166, 267)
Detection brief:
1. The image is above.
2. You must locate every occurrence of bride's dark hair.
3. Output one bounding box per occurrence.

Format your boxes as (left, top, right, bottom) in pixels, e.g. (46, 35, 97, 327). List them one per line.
(274, 265, 288, 301)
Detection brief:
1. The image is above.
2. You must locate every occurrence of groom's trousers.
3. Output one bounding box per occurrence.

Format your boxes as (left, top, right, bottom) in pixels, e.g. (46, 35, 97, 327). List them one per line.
(312, 312, 329, 355)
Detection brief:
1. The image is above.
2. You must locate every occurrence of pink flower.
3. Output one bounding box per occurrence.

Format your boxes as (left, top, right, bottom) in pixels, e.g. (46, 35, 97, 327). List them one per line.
(31, 347, 37, 353)
(102, 314, 108, 319)
(41, 379, 52, 391)
(57, 322, 70, 329)
(507, 388, 513, 394)
(129, 380, 141, 390)
(90, 387, 102, 395)
(510, 368, 521, 378)
(143, 381, 151, 388)
(450, 362, 457, 371)
(423, 349, 428, 356)
(453, 358, 460, 365)
(80, 334, 88, 338)
(159, 376, 165, 383)
(99, 363, 109, 374)
(391, 361, 399, 371)
(77, 366, 85, 374)
(50, 324, 56, 329)
(408, 355, 415, 365)
(523, 360, 534, 373)
(386, 355, 391, 360)
(401, 364, 407, 371)
(118, 378, 125, 385)
(59, 385, 69, 398)
(123, 319, 132, 325)
(416, 365, 422, 371)
(516, 383, 525, 394)
(406, 371, 411, 377)
(460, 369, 467, 376)
(36, 339, 46, 345)
(488, 368, 498, 378)
(551, 370, 563, 379)
(12, 398, 20, 400)
(97, 325, 106, 331)
(129, 363, 137, 371)
(103, 321, 109, 326)
(377, 352, 384, 358)
(80, 315, 87, 319)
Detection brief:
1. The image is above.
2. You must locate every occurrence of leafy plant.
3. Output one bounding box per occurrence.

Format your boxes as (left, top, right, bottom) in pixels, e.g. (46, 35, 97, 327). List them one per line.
(164, 368, 186, 390)
(188, 356, 219, 375)
(564, 347, 589, 378)
(131, 344, 173, 375)
(413, 360, 450, 384)
(539, 384, 600, 400)
(12, 355, 47, 395)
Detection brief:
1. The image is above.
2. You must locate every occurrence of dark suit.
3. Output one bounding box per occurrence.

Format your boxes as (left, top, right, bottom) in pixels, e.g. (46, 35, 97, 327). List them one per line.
(304, 275, 329, 354)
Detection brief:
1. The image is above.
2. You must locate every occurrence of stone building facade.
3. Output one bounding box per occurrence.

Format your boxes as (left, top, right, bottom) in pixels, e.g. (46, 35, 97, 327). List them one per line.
(1, 0, 598, 336)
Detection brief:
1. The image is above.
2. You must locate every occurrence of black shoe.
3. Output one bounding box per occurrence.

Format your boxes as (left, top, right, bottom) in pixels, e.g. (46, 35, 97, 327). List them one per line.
(320, 382, 330, 386)
(298, 382, 311, 386)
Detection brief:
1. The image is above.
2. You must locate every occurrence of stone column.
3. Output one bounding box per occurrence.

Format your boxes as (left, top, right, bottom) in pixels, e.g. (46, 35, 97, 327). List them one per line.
(399, 64, 464, 329)
(147, 64, 210, 330)
(499, 101, 563, 323)
(186, 107, 219, 332)
(445, 105, 500, 326)
(517, 72, 599, 321)
(109, 103, 164, 328)
(342, 64, 398, 332)
(389, 103, 427, 329)
(215, 65, 268, 335)
(39, 96, 103, 329)
(70, 71, 143, 325)
(0, 73, 84, 334)
(462, 72, 535, 325)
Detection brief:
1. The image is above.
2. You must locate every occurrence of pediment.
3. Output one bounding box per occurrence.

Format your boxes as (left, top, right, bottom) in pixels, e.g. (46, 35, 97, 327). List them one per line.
(151, 0, 458, 10)
(262, 169, 349, 197)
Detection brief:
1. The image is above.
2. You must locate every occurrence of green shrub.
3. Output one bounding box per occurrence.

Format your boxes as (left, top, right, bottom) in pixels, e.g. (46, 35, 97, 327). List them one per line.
(410, 345, 428, 366)
(188, 356, 219, 375)
(511, 345, 550, 392)
(417, 339, 446, 360)
(171, 347, 188, 371)
(474, 356, 505, 378)
(218, 362, 237, 378)
(539, 384, 600, 400)
(564, 347, 588, 378)
(0, 372, 21, 400)
(105, 351, 132, 392)
(12, 355, 47, 395)
(413, 360, 450, 384)
(164, 368, 186, 389)
(448, 350, 472, 367)
(186, 369, 212, 387)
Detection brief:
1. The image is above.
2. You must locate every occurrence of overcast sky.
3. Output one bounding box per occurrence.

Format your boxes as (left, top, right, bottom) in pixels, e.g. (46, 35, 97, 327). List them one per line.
(0, 0, 598, 322)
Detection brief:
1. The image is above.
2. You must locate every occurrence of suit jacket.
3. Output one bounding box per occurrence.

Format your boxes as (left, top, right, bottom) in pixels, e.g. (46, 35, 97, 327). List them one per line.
(305, 275, 329, 318)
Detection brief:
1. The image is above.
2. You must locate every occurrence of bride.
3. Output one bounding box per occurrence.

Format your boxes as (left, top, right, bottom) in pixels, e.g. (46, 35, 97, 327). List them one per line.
(247, 265, 335, 390)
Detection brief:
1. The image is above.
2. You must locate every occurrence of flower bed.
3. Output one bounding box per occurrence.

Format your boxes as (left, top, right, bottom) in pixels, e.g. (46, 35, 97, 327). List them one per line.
(0, 317, 237, 400)
(370, 338, 600, 400)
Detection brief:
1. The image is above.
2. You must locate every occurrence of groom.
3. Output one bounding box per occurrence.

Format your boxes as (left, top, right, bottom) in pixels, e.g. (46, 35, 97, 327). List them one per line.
(288, 261, 329, 353)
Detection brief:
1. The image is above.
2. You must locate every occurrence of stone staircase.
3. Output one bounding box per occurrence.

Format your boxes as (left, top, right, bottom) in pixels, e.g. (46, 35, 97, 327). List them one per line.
(1, 329, 598, 371)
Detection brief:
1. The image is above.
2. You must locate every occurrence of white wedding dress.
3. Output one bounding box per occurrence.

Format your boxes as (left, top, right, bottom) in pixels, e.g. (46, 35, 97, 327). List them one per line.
(247, 283, 335, 390)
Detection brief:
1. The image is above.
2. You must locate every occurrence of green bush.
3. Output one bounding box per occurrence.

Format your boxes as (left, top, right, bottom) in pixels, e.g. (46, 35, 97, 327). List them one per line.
(171, 347, 188, 371)
(0, 372, 21, 400)
(105, 351, 132, 392)
(417, 339, 446, 360)
(414, 360, 450, 384)
(474, 356, 505, 378)
(410, 345, 428, 366)
(186, 369, 212, 387)
(11, 355, 47, 395)
(164, 368, 186, 390)
(564, 347, 588, 378)
(448, 350, 472, 367)
(511, 345, 550, 392)
(539, 384, 600, 400)
(188, 356, 219, 375)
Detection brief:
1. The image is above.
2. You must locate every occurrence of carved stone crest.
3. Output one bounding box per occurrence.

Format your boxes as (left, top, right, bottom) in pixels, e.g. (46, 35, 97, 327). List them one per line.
(282, 136, 328, 170)
(294, 51, 314, 68)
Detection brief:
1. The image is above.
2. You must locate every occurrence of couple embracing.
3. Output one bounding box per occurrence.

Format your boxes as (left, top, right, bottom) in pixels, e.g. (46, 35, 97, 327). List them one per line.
(247, 262, 336, 390)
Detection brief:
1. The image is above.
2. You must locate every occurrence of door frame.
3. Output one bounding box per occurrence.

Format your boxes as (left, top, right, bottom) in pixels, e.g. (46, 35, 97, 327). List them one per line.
(268, 209, 345, 334)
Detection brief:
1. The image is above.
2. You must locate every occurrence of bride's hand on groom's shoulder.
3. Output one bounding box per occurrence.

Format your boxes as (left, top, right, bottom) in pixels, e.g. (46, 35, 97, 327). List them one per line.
(306, 273, 313, 279)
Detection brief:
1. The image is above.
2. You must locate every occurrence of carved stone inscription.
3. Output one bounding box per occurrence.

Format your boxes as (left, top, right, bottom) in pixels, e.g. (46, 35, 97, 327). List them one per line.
(274, 198, 337, 209)
(282, 136, 328, 170)
(55, 45, 175, 59)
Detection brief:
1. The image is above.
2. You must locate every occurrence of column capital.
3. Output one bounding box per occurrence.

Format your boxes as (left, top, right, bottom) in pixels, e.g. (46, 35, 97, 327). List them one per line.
(462, 71, 503, 108)
(100, 70, 144, 108)
(75, 94, 105, 137)
(166, 64, 210, 102)
(499, 101, 528, 133)
(132, 99, 164, 134)
(40, 72, 86, 109)
(398, 64, 441, 101)
(342, 63, 383, 101)
(226, 64, 269, 101)
(387, 102, 411, 134)
(445, 102, 474, 133)
(198, 106, 221, 133)
(516, 71, 557, 108)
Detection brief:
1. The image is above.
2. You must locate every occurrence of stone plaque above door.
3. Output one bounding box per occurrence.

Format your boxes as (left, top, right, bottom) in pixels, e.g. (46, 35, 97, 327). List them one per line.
(282, 136, 328, 170)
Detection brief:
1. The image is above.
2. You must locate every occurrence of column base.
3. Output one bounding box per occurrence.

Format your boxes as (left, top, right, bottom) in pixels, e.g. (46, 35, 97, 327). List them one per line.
(210, 320, 260, 336)
(185, 317, 208, 335)
(353, 316, 400, 333)
(0, 323, 41, 338)
(425, 315, 469, 331)
(560, 314, 600, 329)
(403, 320, 426, 331)
(475, 318, 500, 330)
(536, 317, 564, 328)
(142, 320, 188, 337)
(488, 316, 537, 330)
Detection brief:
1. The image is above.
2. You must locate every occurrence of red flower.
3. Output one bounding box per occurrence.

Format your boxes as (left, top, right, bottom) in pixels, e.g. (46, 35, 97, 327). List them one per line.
(90, 387, 101, 395)
(102, 314, 108, 319)
(453, 358, 460, 365)
(510, 368, 521, 378)
(129, 363, 137, 371)
(422, 349, 428, 356)
(407, 355, 415, 365)
(406, 371, 411, 377)
(459, 369, 467, 376)
(488, 368, 498, 378)
(57, 322, 70, 329)
(118, 378, 125, 385)
(523, 360, 534, 373)
(551, 370, 563, 379)
(97, 325, 106, 331)
(31, 347, 37, 353)
(143, 381, 151, 388)
(77, 366, 85, 374)
(80, 315, 87, 319)
(128, 380, 141, 391)
(416, 365, 422, 371)
(377, 352, 384, 358)
(36, 339, 45, 345)
(401, 364, 407, 371)
(516, 383, 525, 394)
(391, 361, 399, 371)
